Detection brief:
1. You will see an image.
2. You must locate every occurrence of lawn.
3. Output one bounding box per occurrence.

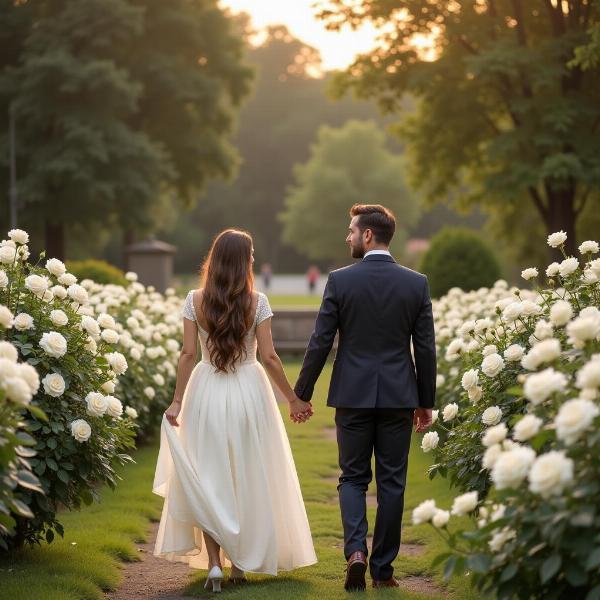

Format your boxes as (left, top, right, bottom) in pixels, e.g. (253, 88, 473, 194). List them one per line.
(0, 363, 484, 600)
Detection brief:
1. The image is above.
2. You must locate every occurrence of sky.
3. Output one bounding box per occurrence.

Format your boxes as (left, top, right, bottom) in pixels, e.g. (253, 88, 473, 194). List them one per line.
(219, 0, 381, 71)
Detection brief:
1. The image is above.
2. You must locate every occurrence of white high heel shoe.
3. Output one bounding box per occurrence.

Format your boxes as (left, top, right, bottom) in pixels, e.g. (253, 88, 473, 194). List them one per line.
(204, 565, 224, 593)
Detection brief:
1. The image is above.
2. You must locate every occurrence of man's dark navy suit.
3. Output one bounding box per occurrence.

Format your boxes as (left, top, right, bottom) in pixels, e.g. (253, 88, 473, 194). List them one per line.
(294, 252, 437, 581)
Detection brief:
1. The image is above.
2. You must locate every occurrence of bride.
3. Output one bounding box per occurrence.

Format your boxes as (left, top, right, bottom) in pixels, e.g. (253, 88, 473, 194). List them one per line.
(152, 229, 317, 592)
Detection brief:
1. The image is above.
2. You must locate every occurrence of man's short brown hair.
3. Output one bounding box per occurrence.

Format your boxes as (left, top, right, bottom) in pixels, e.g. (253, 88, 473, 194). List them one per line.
(350, 204, 396, 245)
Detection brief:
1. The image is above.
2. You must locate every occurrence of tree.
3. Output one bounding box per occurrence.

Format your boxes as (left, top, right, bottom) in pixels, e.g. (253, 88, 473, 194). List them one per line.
(280, 120, 419, 263)
(0, 0, 251, 259)
(318, 0, 600, 258)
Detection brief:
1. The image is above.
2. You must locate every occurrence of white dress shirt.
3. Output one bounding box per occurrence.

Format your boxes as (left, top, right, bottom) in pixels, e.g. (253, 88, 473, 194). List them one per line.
(364, 249, 392, 258)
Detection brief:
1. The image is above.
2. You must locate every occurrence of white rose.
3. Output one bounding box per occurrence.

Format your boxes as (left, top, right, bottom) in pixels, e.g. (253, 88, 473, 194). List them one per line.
(130, 347, 142, 361)
(120, 405, 137, 421)
(67, 284, 88, 304)
(554, 398, 599, 445)
(45, 258, 66, 277)
(25, 274, 50, 297)
(420, 431, 439, 452)
(412, 499, 437, 525)
(576, 357, 600, 389)
(546, 262, 560, 277)
(579, 240, 599, 254)
(468, 385, 483, 403)
(549, 300, 573, 326)
(547, 231, 567, 248)
(18, 363, 40, 394)
(521, 268, 538, 281)
(106, 395, 123, 418)
(81, 316, 101, 337)
(50, 309, 68, 327)
(97, 313, 116, 329)
(125, 271, 138, 282)
(504, 344, 524, 362)
(436, 374, 445, 387)
(590, 258, 600, 277)
(533, 320, 554, 340)
(567, 315, 600, 344)
(41, 372, 66, 397)
(0, 341, 18, 361)
(442, 403, 459, 422)
(482, 423, 507, 447)
(523, 368, 568, 405)
(144, 386, 156, 400)
(451, 491, 478, 516)
(482, 443, 503, 470)
(0, 245, 17, 264)
(502, 302, 523, 322)
(489, 527, 516, 553)
(58, 273, 77, 286)
(522, 338, 561, 371)
(8, 229, 29, 244)
(101, 329, 120, 344)
(71, 419, 92, 442)
(39, 331, 67, 358)
(17, 245, 30, 261)
(3, 376, 32, 404)
(0, 358, 18, 378)
(491, 446, 536, 489)
(483, 344, 498, 357)
(481, 353, 504, 377)
(522, 300, 542, 317)
(558, 257, 579, 278)
(86, 392, 108, 417)
(461, 369, 479, 391)
(153, 373, 165, 386)
(51, 285, 67, 299)
(85, 337, 97, 354)
(0, 270, 8, 288)
(513, 414, 543, 441)
(13, 312, 35, 331)
(101, 380, 116, 394)
(105, 352, 128, 375)
(528, 451, 574, 498)
(0, 305, 15, 328)
(431, 409, 439, 424)
(432, 509, 450, 528)
(482, 406, 502, 426)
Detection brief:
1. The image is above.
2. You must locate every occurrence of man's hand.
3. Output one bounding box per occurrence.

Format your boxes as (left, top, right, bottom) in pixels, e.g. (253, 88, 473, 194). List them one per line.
(288, 396, 313, 424)
(413, 408, 432, 433)
(164, 399, 182, 427)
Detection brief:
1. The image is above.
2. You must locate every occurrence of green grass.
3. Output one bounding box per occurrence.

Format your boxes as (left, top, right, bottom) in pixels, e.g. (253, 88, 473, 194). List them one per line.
(0, 364, 483, 599)
(267, 294, 322, 308)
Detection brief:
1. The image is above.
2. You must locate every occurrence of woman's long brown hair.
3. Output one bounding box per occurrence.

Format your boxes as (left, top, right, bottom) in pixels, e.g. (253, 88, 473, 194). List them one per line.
(200, 229, 255, 373)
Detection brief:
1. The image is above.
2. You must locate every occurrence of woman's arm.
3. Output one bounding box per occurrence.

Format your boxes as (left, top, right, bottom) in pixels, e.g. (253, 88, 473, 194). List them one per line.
(164, 318, 198, 427)
(256, 317, 313, 423)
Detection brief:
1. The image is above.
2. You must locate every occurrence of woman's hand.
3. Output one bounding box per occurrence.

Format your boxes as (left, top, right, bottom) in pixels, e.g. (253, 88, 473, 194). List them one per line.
(165, 399, 182, 427)
(288, 396, 313, 424)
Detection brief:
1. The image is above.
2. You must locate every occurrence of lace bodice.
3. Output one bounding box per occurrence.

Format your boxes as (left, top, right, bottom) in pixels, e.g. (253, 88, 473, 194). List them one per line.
(181, 290, 273, 367)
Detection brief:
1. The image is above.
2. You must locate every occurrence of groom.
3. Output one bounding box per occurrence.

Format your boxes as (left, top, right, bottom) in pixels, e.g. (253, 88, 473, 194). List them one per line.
(294, 204, 436, 591)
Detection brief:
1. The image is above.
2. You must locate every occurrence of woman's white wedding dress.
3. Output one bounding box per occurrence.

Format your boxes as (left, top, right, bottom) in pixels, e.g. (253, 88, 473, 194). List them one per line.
(152, 291, 317, 575)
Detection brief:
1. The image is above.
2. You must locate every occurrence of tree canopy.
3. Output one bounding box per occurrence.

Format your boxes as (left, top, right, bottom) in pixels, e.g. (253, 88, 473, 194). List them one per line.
(318, 0, 600, 257)
(281, 119, 419, 262)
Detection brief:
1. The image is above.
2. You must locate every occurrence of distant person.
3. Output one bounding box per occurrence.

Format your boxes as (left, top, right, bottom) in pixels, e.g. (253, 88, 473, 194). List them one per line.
(294, 204, 436, 591)
(261, 262, 272, 290)
(154, 230, 316, 591)
(307, 265, 320, 294)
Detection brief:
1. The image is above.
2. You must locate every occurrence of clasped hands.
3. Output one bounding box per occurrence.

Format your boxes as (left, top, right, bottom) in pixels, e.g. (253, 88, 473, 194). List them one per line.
(288, 396, 313, 424)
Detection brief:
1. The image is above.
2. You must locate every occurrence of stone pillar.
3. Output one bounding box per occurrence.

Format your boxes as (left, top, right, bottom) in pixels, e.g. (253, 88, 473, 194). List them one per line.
(124, 238, 176, 293)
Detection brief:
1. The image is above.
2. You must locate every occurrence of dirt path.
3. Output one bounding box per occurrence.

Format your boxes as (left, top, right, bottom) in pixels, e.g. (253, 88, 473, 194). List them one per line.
(105, 522, 197, 600)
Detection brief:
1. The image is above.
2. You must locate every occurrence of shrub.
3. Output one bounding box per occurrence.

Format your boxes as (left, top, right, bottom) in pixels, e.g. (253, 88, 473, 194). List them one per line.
(419, 227, 502, 298)
(66, 259, 127, 286)
(415, 232, 600, 599)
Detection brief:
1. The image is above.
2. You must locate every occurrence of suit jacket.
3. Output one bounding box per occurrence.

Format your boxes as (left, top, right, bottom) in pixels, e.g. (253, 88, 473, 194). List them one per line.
(294, 254, 437, 409)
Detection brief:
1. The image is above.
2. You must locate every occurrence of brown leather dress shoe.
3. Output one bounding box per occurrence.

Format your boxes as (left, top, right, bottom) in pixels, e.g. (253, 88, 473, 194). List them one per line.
(345, 551, 367, 591)
(372, 577, 401, 588)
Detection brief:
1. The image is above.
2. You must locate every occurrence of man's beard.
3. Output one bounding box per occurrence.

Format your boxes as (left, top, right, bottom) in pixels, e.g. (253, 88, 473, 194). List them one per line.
(350, 240, 365, 259)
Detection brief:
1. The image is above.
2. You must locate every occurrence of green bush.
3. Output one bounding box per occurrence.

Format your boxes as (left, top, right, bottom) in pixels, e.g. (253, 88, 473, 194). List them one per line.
(419, 227, 502, 298)
(66, 259, 127, 286)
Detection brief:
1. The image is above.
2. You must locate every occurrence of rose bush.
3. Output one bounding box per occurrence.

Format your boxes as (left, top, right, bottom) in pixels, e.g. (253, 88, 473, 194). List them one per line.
(0, 229, 181, 548)
(415, 232, 600, 599)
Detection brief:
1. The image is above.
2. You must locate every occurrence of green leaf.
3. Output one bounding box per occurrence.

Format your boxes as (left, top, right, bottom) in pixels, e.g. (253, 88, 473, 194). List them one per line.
(27, 404, 48, 421)
(16, 470, 43, 492)
(57, 470, 70, 484)
(467, 553, 491, 573)
(10, 498, 34, 518)
(587, 548, 600, 571)
(586, 584, 600, 600)
(443, 555, 457, 581)
(500, 563, 518, 582)
(540, 555, 562, 584)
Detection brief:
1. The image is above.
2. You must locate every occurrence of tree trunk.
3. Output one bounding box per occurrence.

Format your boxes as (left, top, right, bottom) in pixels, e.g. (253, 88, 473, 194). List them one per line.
(544, 185, 577, 260)
(44, 220, 65, 261)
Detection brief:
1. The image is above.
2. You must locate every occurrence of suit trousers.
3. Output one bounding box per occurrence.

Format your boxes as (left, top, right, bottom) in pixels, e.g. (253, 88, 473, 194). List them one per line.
(335, 407, 415, 581)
